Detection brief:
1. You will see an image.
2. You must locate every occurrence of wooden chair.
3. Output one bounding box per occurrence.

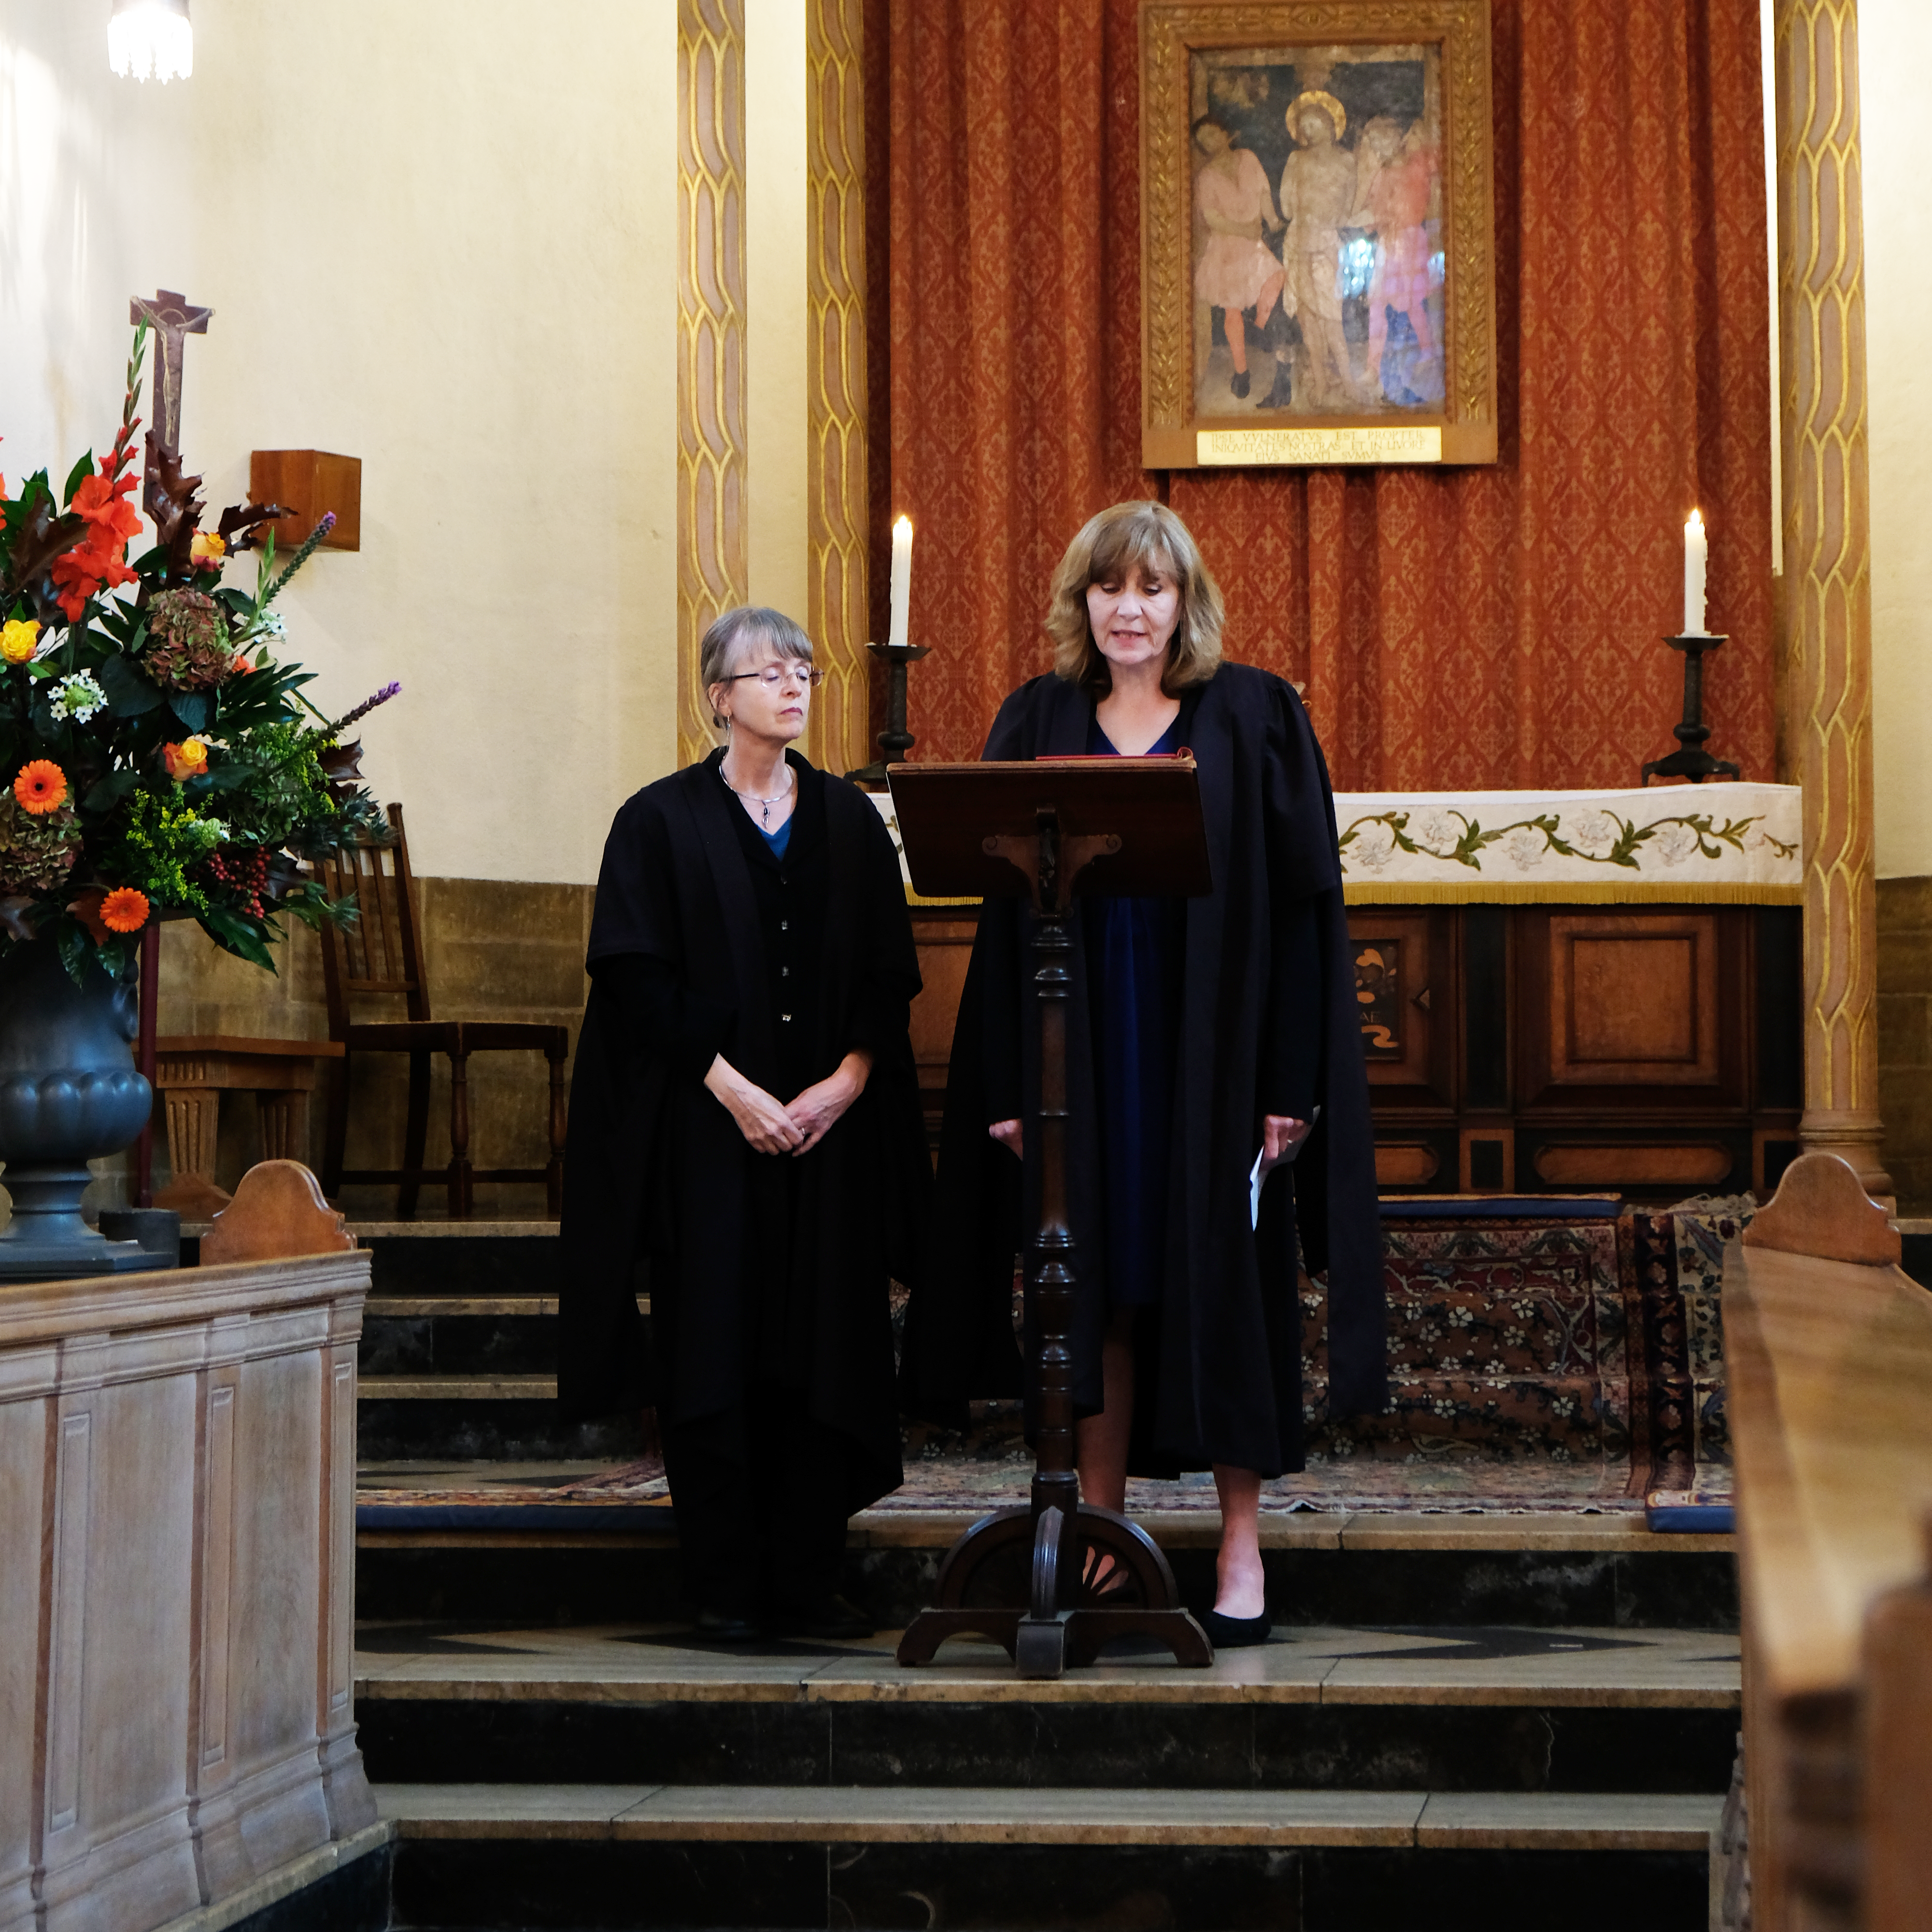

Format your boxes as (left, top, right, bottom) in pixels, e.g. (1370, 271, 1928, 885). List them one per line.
(317, 804, 567, 1218)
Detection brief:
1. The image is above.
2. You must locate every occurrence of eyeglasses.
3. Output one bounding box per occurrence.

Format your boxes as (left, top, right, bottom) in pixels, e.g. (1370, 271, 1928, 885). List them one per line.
(725, 662, 825, 690)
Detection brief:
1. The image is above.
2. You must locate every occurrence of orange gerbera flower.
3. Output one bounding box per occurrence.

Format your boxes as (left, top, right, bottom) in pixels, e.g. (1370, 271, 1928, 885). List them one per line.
(98, 887, 151, 934)
(13, 760, 67, 814)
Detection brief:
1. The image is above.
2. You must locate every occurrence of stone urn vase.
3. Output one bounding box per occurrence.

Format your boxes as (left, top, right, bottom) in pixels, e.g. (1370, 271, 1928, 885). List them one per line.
(0, 938, 168, 1279)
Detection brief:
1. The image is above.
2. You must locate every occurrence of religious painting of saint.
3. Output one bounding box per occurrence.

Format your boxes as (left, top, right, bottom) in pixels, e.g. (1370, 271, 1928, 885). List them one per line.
(1139, 0, 1497, 468)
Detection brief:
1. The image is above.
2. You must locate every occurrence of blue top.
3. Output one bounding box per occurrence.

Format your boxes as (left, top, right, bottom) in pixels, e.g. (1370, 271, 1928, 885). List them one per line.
(1083, 711, 1186, 1309)
(758, 815, 794, 861)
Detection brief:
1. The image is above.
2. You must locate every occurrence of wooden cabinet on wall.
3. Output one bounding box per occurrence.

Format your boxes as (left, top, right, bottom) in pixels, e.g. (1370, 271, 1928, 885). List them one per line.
(911, 900, 1803, 1200)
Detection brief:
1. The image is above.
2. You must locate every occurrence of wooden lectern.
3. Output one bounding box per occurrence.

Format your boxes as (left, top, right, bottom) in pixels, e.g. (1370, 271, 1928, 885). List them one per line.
(889, 756, 1216, 1679)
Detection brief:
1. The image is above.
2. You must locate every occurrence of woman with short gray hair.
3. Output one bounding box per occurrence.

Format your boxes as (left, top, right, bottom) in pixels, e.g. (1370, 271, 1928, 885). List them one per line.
(560, 606, 927, 1640)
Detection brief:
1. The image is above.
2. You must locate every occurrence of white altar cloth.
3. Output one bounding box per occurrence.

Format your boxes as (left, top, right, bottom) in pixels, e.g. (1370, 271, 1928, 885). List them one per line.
(1333, 782, 1801, 902)
(875, 781, 1802, 905)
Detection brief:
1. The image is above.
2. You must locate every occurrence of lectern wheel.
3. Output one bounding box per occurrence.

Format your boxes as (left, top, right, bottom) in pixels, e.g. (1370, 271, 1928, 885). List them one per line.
(934, 1504, 1182, 1612)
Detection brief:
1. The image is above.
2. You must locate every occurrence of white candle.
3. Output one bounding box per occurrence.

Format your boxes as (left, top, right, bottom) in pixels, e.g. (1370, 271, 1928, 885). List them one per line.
(888, 515, 913, 651)
(1683, 509, 1708, 636)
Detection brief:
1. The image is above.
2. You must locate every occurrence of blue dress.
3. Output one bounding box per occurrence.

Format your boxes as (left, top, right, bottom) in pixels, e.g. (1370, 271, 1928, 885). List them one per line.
(1083, 712, 1186, 1308)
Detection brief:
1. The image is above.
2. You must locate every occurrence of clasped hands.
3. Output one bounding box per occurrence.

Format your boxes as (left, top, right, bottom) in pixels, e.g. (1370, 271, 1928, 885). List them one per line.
(706, 1050, 872, 1157)
(989, 1114, 1311, 1168)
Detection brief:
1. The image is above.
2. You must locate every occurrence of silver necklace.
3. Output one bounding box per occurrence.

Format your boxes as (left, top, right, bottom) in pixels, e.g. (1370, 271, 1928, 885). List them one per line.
(720, 758, 795, 828)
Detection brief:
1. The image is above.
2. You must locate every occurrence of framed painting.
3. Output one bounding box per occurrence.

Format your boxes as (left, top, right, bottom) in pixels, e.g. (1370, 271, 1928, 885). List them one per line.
(1139, 0, 1496, 467)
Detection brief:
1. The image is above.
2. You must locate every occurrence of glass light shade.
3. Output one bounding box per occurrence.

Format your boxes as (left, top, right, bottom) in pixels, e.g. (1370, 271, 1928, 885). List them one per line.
(108, 0, 193, 83)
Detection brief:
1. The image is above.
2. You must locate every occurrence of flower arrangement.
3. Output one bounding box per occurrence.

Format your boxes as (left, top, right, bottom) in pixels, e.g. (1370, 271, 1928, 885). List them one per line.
(0, 323, 395, 979)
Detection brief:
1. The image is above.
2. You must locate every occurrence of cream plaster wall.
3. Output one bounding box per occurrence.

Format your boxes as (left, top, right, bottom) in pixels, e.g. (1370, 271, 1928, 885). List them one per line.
(1860, 0, 1932, 878)
(0, 0, 679, 885)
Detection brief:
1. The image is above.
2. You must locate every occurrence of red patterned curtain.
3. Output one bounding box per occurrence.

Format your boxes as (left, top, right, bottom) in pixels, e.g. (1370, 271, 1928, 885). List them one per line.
(878, 0, 1773, 788)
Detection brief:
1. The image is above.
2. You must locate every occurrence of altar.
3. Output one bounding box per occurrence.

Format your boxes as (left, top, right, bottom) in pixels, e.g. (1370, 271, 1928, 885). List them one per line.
(879, 782, 1805, 1202)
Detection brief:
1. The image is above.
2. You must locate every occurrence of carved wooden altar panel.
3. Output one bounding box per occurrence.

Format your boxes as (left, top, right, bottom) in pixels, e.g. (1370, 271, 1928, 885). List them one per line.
(906, 899, 1801, 1199)
(1516, 908, 1746, 1113)
(1543, 912, 1723, 1089)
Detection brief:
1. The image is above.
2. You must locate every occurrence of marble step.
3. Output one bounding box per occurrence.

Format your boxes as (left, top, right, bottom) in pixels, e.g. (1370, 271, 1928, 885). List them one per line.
(377, 1783, 1719, 1931)
(354, 1485, 1737, 1632)
(352, 1620, 1741, 1798)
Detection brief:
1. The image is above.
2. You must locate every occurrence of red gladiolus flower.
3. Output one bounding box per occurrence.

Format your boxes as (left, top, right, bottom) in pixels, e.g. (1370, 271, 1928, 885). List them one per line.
(71, 470, 141, 543)
(14, 760, 67, 814)
(99, 887, 150, 934)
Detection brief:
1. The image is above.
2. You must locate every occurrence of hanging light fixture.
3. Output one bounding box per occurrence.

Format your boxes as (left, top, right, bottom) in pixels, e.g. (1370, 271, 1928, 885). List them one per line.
(108, 0, 193, 83)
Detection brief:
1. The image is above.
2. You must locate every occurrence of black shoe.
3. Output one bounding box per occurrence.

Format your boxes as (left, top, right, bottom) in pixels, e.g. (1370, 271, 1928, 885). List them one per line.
(1230, 369, 1251, 399)
(772, 1593, 875, 1640)
(692, 1607, 764, 1641)
(1204, 1608, 1272, 1648)
(1258, 360, 1293, 410)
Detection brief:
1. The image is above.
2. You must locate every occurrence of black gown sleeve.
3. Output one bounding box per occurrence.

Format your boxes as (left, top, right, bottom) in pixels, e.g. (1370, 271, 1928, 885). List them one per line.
(840, 796, 924, 1065)
(588, 952, 732, 1081)
(1259, 895, 1323, 1122)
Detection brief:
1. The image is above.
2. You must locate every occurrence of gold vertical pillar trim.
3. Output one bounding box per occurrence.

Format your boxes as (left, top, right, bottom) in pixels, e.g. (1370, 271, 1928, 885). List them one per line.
(1776, 0, 1890, 1193)
(805, 0, 870, 776)
(678, 0, 749, 768)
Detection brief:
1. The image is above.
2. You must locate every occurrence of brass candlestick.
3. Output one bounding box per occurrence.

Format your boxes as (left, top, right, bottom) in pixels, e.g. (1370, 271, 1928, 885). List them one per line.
(1643, 634, 1739, 784)
(845, 641, 930, 787)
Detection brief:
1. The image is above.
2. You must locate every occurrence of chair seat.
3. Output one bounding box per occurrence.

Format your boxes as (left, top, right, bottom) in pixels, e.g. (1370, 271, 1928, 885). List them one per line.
(342, 1020, 568, 1056)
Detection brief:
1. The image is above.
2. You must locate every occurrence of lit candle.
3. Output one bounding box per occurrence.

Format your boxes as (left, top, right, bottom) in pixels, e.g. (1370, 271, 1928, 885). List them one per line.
(888, 515, 913, 651)
(1683, 510, 1708, 636)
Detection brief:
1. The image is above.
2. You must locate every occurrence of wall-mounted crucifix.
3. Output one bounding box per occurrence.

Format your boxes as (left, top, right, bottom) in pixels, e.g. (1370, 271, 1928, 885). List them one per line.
(128, 288, 213, 458)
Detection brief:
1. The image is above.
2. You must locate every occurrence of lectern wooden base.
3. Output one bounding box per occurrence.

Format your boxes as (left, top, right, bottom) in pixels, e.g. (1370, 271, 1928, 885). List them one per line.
(886, 757, 1216, 1679)
(895, 1501, 1211, 1675)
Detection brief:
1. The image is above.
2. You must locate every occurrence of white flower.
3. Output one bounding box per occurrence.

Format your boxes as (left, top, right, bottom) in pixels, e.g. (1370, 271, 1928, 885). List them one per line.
(1501, 825, 1546, 871)
(1350, 820, 1398, 870)
(1650, 821, 1702, 867)
(1568, 810, 1619, 857)
(48, 671, 107, 723)
(1412, 808, 1460, 853)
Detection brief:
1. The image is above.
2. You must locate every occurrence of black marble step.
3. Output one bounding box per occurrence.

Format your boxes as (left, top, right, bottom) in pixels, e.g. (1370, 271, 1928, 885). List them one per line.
(357, 1395, 643, 1463)
(361, 1691, 1737, 1800)
(354, 1522, 1737, 1633)
(355, 1225, 563, 1297)
(353, 1614, 1739, 1799)
(362, 1307, 561, 1378)
(381, 1790, 1718, 1932)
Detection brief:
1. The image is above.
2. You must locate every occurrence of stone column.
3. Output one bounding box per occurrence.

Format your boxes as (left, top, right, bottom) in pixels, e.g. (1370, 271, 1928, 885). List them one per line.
(677, 0, 749, 769)
(805, 0, 871, 777)
(1775, 0, 1890, 1195)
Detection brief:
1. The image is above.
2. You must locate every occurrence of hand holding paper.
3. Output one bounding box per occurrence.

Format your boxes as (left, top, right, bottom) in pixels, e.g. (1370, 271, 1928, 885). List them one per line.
(1249, 1109, 1317, 1229)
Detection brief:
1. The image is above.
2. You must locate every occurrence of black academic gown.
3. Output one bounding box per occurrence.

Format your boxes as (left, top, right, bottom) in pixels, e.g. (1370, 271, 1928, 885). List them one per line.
(557, 750, 928, 1515)
(903, 661, 1386, 1479)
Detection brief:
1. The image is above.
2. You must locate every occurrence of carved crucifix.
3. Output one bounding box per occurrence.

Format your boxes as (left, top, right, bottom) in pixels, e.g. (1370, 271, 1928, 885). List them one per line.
(128, 288, 213, 458)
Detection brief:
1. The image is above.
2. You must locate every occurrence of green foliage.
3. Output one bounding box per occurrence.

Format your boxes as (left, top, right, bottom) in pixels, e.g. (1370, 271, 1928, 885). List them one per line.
(0, 321, 396, 977)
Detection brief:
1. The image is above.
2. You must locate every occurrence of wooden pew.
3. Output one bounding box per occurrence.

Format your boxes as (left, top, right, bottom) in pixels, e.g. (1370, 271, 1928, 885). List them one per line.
(1725, 1152, 1932, 1930)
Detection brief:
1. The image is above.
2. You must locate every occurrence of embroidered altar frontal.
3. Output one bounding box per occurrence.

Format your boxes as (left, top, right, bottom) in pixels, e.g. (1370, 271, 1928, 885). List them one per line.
(1335, 782, 1800, 904)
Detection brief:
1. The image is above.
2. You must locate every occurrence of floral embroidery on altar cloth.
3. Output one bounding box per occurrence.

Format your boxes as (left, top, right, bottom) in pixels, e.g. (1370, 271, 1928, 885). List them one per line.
(1333, 783, 1801, 896)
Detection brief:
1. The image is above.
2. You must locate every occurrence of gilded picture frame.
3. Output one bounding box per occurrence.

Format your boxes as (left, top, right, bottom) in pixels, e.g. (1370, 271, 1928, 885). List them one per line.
(1139, 0, 1496, 468)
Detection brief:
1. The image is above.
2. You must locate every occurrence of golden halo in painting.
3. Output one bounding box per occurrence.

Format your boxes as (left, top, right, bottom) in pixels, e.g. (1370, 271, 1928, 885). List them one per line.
(1285, 89, 1347, 141)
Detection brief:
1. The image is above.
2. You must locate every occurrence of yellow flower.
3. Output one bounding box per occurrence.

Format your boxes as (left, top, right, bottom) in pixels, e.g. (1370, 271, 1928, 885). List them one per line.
(0, 618, 40, 664)
(189, 530, 226, 569)
(162, 738, 210, 782)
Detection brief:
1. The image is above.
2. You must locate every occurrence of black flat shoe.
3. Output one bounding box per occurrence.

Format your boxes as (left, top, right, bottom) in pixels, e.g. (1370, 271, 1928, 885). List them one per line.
(1204, 1608, 1272, 1648)
(692, 1607, 764, 1641)
(1230, 369, 1252, 399)
(772, 1593, 875, 1640)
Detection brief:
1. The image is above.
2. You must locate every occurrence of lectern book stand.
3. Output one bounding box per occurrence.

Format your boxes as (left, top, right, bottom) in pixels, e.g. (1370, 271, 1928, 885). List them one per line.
(888, 756, 1215, 1680)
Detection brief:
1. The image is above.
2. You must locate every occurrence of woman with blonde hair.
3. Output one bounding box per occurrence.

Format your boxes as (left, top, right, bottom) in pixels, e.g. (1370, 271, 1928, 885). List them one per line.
(907, 502, 1384, 1646)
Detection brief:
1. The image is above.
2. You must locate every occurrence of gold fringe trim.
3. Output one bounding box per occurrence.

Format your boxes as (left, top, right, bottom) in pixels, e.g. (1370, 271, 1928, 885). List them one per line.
(1343, 879, 1802, 906)
(904, 882, 1803, 909)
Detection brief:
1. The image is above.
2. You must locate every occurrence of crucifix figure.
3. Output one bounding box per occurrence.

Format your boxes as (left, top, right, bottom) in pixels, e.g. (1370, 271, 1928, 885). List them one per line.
(129, 289, 213, 458)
